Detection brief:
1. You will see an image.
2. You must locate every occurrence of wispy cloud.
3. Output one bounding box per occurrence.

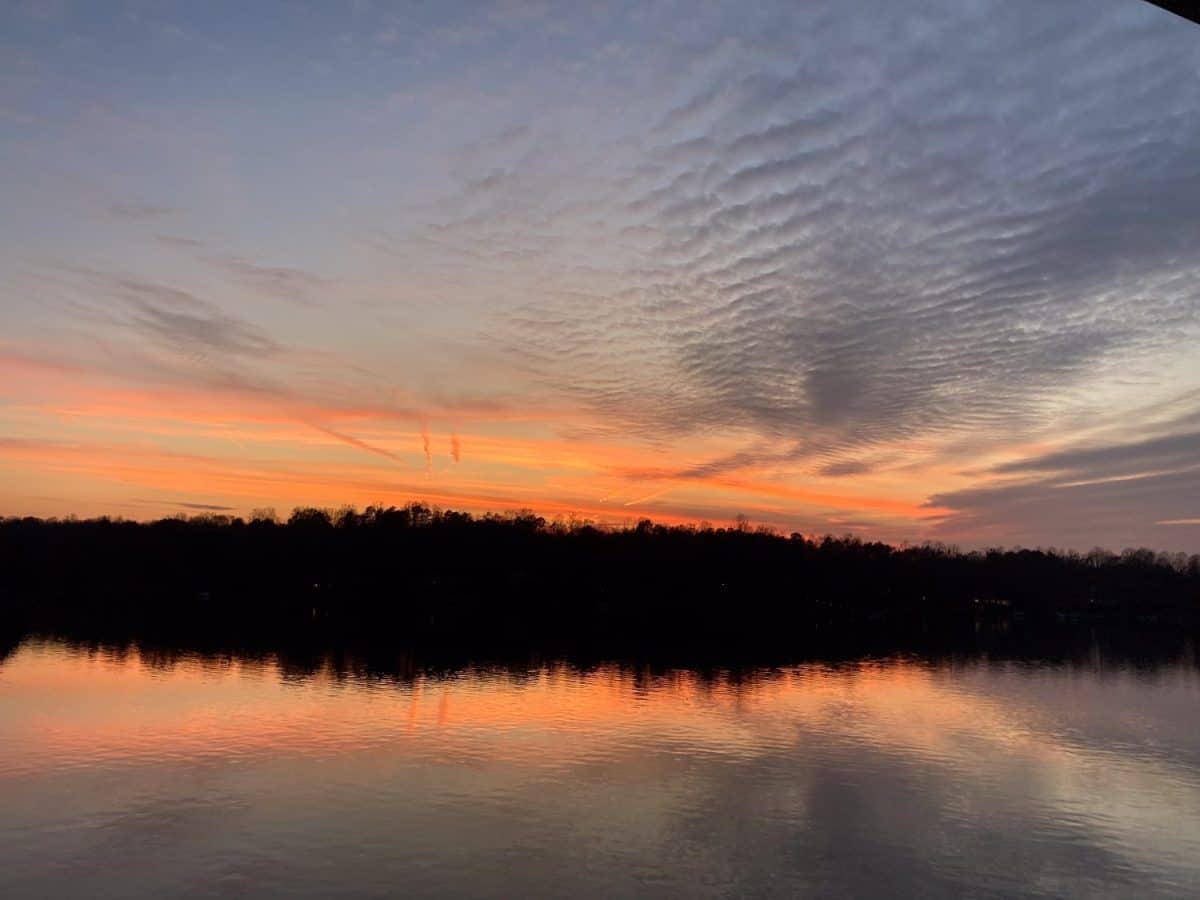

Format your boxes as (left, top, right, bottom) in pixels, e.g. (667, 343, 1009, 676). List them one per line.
(54, 267, 281, 363)
(107, 199, 171, 220)
(929, 424, 1200, 549)
(155, 234, 206, 249)
(207, 255, 327, 305)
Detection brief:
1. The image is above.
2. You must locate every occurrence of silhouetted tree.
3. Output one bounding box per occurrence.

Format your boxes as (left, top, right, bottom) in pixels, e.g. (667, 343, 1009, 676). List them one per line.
(0, 505, 1196, 645)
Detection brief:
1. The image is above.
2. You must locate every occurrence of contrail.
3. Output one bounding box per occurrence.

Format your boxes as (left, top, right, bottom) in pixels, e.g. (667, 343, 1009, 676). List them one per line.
(450, 431, 461, 463)
(624, 487, 669, 506)
(421, 423, 432, 472)
(307, 421, 405, 464)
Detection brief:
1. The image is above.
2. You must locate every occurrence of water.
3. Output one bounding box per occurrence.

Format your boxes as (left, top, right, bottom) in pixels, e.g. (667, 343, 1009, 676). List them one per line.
(2, 636, 1199, 898)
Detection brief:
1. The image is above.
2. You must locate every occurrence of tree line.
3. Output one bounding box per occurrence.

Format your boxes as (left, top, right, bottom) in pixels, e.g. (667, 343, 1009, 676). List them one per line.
(1, 503, 1197, 640)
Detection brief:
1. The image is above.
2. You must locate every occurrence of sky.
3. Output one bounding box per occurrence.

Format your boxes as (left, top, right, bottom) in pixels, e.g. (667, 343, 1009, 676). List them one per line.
(1, 0, 1198, 551)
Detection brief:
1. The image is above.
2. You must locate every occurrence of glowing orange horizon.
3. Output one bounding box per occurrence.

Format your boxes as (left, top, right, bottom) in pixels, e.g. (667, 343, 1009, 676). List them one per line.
(0, 344, 1042, 543)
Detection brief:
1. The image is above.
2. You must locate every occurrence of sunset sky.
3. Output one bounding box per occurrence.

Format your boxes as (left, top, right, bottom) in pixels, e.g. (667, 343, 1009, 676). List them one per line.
(1, 0, 1198, 550)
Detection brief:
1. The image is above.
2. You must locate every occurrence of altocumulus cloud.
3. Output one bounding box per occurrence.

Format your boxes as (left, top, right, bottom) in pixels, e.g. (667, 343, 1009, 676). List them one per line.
(390, 1, 1200, 461)
(357, 0, 1200, 546)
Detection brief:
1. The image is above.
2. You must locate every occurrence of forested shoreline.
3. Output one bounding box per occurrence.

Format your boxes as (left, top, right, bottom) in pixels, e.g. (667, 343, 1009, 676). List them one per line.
(2, 504, 1197, 641)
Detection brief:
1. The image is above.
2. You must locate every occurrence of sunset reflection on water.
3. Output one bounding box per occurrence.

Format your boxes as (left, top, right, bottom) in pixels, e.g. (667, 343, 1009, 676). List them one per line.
(2, 639, 1198, 898)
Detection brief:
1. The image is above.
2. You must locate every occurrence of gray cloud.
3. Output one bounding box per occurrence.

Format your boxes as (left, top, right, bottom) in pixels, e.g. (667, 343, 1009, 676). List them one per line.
(153, 234, 326, 304)
(60, 268, 281, 362)
(115, 279, 280, 359)
(385, 1, 1199, 474)
(207, 256, 326, 306)
(341, 0, 1200, 549)
(819, 459, 874, 479)
(106, 199, 171, 220)
(154, 234, 206, 249)
(929, 468, 1200, 552)
(993, 431, 1200, 480)
(930, 423, 1200, 550)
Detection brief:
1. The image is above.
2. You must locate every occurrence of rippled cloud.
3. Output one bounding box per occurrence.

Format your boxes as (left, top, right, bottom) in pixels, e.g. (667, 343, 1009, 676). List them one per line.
(410, 2, 1200, 457)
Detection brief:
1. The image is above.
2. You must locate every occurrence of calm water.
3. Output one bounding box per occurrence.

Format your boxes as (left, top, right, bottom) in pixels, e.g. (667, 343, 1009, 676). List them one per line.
(2, 637, 1199, 898)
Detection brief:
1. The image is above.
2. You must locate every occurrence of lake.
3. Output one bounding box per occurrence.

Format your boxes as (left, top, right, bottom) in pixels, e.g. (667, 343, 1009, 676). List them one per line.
(2, 634, 1198, 898)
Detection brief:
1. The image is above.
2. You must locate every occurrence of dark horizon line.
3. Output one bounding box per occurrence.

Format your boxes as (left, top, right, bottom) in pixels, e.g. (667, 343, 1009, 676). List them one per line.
(4, 501, 1197, 647)
(2, 501, 1196, 560)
